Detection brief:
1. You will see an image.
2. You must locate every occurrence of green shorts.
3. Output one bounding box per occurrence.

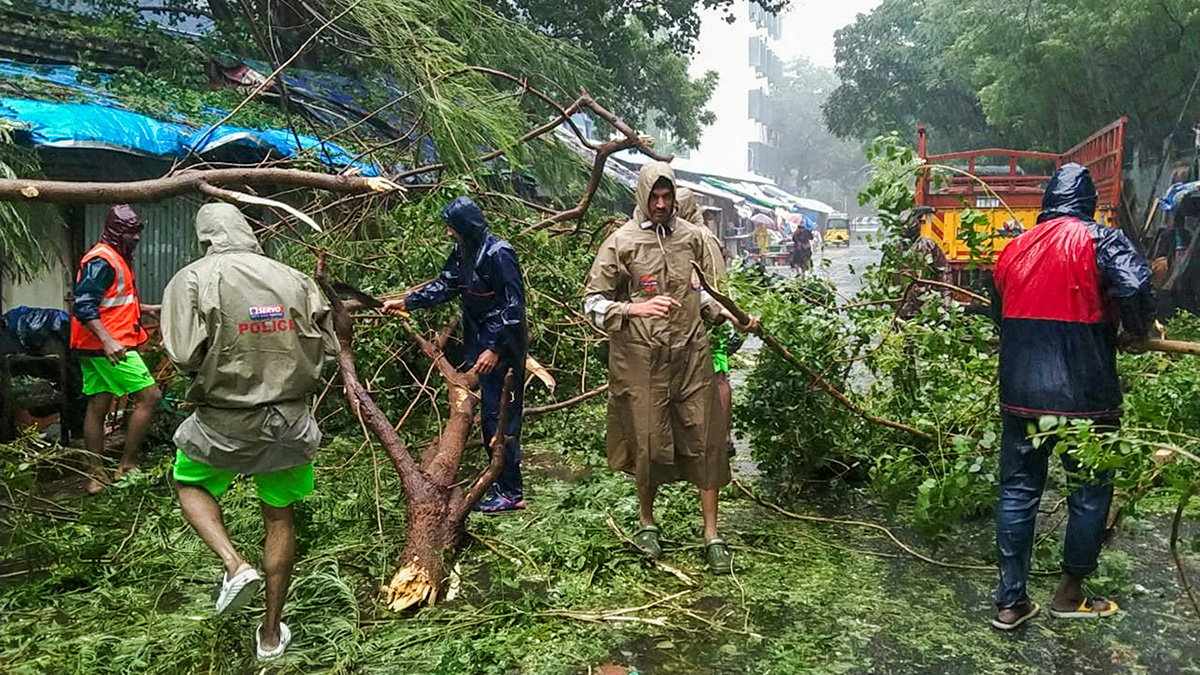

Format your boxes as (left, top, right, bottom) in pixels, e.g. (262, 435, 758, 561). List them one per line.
(172, 449, 314, 508)
(79, 351, 157, 397)
(712, 350, 730, 374)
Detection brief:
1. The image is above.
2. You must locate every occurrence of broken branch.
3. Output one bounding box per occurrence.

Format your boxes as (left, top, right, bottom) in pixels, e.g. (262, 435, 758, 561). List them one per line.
(691, 262, 933, 442)
(315, 251, 429, 499)
(0, 168, 399, 203)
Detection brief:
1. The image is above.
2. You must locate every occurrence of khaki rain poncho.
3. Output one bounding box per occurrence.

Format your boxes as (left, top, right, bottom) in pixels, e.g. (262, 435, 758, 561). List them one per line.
(161, 203, 337, 474)
(583, 162, 730, 489)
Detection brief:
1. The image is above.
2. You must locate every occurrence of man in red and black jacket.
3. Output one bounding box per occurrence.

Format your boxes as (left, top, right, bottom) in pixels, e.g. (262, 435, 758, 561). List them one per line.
(989, 163, 1153, 629)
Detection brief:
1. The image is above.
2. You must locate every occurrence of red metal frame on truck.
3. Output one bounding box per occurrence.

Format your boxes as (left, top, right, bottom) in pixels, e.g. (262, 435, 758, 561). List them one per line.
(915, 117, 1128, 275)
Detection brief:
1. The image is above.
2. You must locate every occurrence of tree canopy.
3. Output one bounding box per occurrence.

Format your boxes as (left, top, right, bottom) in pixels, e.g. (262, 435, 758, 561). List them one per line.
(769, 58, 867, 211)
(825, 0, 1200, 155)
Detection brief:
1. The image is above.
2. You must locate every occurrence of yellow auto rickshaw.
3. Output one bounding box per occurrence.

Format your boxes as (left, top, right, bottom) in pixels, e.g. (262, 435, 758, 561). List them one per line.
(826, 213, 851, 247)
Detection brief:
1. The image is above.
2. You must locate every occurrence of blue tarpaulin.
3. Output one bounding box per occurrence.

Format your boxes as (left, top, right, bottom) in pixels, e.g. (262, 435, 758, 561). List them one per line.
(0, 97, 380, 175)
(1161, 181, 1200, 213)
(0, 98, 190, 156)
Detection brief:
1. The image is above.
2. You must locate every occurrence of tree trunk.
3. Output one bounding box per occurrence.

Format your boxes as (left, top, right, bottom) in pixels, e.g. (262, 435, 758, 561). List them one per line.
(315, 257, 511, 612)
(383, 486, 461, 610)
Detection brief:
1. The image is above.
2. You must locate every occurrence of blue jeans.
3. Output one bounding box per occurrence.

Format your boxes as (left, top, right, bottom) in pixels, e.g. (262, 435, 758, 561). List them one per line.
(478, 355, 524, 498)
(994, 413, 1114, 609)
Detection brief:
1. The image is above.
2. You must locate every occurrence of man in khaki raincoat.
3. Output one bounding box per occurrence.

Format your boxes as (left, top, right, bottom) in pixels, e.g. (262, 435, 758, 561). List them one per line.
(161, 203, 337, 661)
(584, 162, 755, 573)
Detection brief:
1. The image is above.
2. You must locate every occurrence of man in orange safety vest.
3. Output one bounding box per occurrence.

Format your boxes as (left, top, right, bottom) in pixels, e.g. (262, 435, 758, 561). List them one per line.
(69, 205, 162, 494)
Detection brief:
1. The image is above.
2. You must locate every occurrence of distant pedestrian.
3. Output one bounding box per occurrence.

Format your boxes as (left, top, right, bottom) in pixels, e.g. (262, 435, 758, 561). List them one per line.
(989, 164, 1153, 630)
(69, 205, 161, 494)
(897, 206, 950, 320)
(791, 226, 813, 274)
(161, 203, 337, 660)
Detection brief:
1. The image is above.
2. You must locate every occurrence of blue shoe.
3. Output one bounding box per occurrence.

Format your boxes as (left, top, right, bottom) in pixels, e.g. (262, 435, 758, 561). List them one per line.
(474, 492, 525, 513)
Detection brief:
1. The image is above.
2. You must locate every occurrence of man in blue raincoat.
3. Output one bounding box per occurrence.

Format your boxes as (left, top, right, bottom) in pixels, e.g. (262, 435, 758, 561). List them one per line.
(384, 197, 528, 512)
(989, 163, 1154, 630)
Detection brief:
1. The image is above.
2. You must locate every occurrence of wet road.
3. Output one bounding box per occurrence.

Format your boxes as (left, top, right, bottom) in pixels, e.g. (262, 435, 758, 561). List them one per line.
(729, 232, 881, 471)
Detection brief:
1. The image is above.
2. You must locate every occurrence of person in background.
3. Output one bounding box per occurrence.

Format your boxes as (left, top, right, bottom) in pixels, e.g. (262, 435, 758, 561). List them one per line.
(676, 188, 744, 457)
(583, 163, 757, 574)
(383, 196, 528, 513)
(897, 206, 950, 320)
(989, 163, 1154, 630)
(753, 217, 771, 265)
(791, 224, 813, 275)
(69, 204, 161, 494)
(161, 203, 337, 660)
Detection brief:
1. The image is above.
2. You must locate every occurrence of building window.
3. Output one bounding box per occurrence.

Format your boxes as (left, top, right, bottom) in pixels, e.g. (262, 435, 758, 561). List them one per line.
(748, 36, 763, 68)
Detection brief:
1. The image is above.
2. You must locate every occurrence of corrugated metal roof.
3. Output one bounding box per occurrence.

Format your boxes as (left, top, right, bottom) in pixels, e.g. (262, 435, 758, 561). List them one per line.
(83, 197, 204, 304)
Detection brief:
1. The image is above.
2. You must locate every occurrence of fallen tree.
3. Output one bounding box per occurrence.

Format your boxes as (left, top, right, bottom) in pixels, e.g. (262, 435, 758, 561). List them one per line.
(317, 253, 514, 610)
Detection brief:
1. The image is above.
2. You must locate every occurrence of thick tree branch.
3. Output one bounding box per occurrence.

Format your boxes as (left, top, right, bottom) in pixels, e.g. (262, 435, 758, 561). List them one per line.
(457, 370, 514, 520)
(0, 168, 400, 204)
(691, 262, 934, 442)
(315, 252, 429, 498)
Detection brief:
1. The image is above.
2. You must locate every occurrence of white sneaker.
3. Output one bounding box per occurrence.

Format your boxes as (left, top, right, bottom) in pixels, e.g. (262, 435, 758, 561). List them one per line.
(215, 567, 261, 614)
(256, 621, 291, 661)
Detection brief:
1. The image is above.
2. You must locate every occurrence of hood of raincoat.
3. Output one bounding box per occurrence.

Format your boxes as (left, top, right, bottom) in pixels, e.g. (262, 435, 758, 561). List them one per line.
(633, 161, 678, 227)
(196, 203, 264, 256)
(676, 187, 702, 226)
(441, 196, 488, 246)
(1038, 163, 1098, 223)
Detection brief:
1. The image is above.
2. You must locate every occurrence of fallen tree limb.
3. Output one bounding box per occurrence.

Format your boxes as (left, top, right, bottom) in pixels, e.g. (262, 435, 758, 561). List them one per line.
(733, 479, 992, 571)
(692, 262, 933, 442)
(900, 275, 1200, 358)
(196, 182, 327, 232)
(316, 250, 513, 612)
(525, 384, 608, 416)
(1140, 338, 1200, 357)
(901, 273, 990, 305)
(0, 168, 401, 203)
(518, 90, 671, 236)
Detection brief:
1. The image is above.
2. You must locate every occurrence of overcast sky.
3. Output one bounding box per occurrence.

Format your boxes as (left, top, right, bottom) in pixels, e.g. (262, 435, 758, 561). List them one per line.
(778, 0, 882, 68)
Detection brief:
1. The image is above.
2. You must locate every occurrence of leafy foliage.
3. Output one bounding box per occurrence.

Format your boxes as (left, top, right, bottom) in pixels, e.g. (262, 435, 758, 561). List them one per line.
(0, 120, 64, 281)
(824, 0, 992, 151)
(826, 0, 1200, 155)
(483, 0, 789, 147)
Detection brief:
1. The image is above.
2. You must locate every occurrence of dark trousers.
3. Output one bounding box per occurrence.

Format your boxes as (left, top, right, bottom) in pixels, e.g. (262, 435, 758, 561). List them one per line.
(995, 413, 1114, 608)
(479, 355, 524, 497)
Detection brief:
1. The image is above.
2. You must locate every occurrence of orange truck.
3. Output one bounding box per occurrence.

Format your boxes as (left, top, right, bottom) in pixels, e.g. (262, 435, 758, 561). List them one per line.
(916, 117, 1127, 284)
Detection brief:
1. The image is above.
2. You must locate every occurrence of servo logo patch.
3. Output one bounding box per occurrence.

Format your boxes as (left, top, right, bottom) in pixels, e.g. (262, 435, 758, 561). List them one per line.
(249, 305, 286, 320)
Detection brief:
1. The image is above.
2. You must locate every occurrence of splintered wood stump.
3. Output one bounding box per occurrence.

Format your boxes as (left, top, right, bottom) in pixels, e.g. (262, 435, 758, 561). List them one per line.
(316, 256, 511, 611)
(382, 488, 458, 610)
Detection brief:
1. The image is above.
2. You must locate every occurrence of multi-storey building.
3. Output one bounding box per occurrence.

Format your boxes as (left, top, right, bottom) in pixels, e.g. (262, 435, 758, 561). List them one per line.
(688, 0, 784, 181)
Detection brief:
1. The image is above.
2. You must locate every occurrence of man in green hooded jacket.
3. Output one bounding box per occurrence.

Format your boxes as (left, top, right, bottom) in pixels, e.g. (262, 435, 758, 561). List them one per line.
(161, 203, 337, 661)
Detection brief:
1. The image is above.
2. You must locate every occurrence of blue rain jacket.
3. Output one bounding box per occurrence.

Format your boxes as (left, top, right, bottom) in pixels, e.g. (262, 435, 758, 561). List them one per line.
(405, 197, 528, 363)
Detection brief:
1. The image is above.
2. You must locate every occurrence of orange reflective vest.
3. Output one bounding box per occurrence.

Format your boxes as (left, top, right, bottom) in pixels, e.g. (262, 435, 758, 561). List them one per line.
(69, 243, 148, 351)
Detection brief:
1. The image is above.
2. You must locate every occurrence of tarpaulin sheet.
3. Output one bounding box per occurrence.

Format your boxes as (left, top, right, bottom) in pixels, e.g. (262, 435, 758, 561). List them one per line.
(0, 98, 190, 156)
(0, 97, 379, 175)
(187, 126, 379, 175)
(1161, 181, 1200, 213)
(0, 60, 120, 106)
